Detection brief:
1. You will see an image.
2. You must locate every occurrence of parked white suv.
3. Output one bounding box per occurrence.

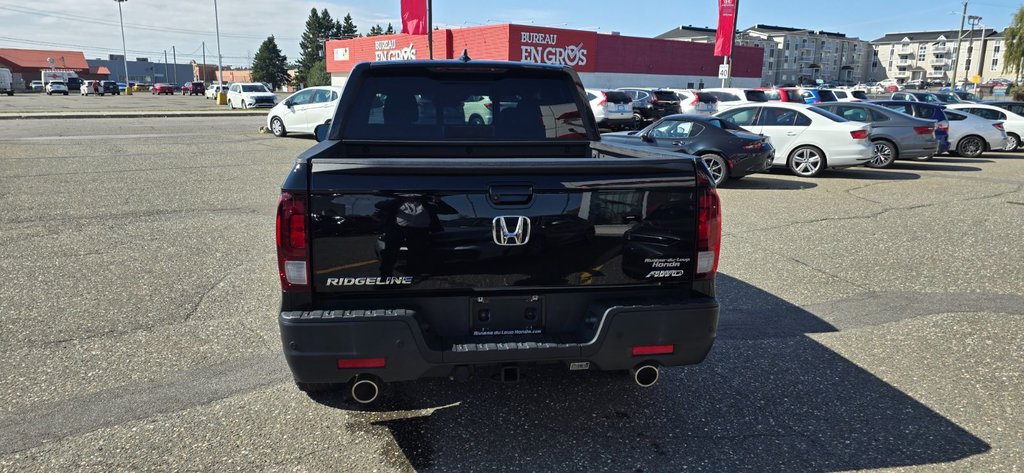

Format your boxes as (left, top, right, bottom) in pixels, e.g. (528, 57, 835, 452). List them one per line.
(80, 80, 104, 96)
(205, 83, 226, 99)
(45, 80, 69, 95)
(227, 82, 277, 109)
(825, 88, 869, 102)
(267, 86, 344, 137)
(667, 89, 719, 115)
(701, 88, 769, 112)
(586, 89, 634, 130)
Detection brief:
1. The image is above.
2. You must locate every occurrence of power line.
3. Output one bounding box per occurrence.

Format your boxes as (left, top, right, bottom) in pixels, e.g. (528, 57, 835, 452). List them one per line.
(0, 35, 251, 61)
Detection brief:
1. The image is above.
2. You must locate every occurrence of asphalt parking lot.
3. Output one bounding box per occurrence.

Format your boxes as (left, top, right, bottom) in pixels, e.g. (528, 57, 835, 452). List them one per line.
(0, 116, 1022, 471)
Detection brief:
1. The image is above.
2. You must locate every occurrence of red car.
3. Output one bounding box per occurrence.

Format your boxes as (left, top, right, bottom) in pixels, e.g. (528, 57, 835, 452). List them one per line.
(151, 83, 175, 95)
(759, 87, 804, 102)
(181, 81, 205, 96)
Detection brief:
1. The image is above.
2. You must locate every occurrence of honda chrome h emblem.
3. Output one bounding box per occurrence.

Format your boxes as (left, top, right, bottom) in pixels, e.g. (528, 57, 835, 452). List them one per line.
(492, 216, 531, 246)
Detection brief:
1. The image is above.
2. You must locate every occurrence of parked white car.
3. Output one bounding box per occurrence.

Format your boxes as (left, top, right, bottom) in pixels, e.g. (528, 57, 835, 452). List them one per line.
(666, 89, 719, 115)
(715, 102, 873, 177)
(267, 86, 344, 137)
(942, 109, 1009, 157)
(701, 88, 769, 112)
(227, 82, 277, 109)
(45, 80, 68, 95)
(825, 88, 869, 102)
(80, 80, 103, 96)
(205, 83, 226, 99)
(585, 89, 634, 130)
(946, 103, 1024, 151)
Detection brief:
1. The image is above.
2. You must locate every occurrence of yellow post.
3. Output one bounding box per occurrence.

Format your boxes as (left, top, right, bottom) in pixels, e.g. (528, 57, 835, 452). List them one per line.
(216, 91, 228, 105)
(124, 86, 132, 96)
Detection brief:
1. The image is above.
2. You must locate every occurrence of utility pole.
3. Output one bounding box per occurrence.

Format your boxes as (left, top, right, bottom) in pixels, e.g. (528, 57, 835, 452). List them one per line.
(172, 46, 177, 85)
(202, 41, 206, 83)
(951, 0, 968, 87)
(964, 15, 982, 85)
(163, 50, 169, 82)
(427, 0, 433, 59)
(114, 0, 131, 94)
(214, 0, 223, 85)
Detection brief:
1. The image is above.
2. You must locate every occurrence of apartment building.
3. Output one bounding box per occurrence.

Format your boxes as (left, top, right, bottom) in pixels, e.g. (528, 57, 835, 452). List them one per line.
(870, 28, 1012, 84)
(657, 24, 872, 86)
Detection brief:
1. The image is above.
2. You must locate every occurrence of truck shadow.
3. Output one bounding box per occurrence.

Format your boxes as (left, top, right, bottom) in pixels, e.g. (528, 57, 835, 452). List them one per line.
(309, 273, 989, 471)
(722, 176, 818, 191)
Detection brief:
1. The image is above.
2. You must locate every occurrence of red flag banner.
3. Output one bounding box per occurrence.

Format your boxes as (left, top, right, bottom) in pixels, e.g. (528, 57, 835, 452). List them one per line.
(714, 0, 737, 57)
(401, 0, 427, 35)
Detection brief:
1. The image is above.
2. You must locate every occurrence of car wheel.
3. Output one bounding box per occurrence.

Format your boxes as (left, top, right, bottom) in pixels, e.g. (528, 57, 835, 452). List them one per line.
(468, 115, 484, 126)
(228, 99, 235, 109)
(632, 112, 644, 126)
(868, 140, 897, 168)
(241, 101, 248, 110)
(63, 92, 68, 95)
(788, 146, 826, 177)
(1006, 133, 1021, 151)
(270, 117, 287, 137)
(956, 135, 985, 158)
(699, 153, 729, 186)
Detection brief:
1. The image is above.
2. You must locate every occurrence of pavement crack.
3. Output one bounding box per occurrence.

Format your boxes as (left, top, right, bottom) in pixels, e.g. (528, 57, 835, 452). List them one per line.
(183, 273, 232, 323)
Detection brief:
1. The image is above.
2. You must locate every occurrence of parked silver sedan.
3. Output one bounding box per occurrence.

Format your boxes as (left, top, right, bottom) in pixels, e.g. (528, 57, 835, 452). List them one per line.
(818, 102, 939, 168)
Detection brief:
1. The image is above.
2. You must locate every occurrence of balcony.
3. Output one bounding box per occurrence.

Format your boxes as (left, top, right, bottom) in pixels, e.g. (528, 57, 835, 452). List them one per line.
(893, 70, 911, 78)
(896, 59, 912, 67)
(928, 70, 947, 78)
(896, 48, 914, 56)
(933, 45, 948, 54)
(929, 57, 951, 66)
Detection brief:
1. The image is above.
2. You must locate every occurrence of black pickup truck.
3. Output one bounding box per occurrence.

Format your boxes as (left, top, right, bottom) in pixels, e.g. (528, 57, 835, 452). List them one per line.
(276, 59, 721, 404)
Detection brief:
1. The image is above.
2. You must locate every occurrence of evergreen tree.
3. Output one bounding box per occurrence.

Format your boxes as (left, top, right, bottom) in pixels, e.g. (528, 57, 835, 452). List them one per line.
(295, 8, 323, 86)
(339, 13, 358, 39)
(251, 35, 289, 90)
(385, 23, 395, 35)
(306, 59, 331, 87)
(368, 24, 384, 36)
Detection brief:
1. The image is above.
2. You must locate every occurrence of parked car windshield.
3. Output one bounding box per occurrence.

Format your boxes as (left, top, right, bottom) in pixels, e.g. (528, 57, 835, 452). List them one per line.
(343, 69, 586, 141)
(807, 106, 848, 122)
(654, 90, 679, 102)
(603, 91, 631, 104)
(242, 84, 269, 93)
(744, 90, 769, 102)
(850, 90, 869, 100)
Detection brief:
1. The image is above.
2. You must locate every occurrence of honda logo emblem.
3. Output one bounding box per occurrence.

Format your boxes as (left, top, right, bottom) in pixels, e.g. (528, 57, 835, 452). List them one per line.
(492, 216, 531, 246)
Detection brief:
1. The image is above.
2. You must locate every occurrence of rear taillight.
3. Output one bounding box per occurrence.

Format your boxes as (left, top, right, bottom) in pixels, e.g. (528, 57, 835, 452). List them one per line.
(913, 126, 934, 135)
(850, 129, 869, 140)
(597, 91, 607, 107)
(695, 186, 721, 280)
(690, 94, 699, 106)
(649, 95, 659, 105)
(484, 102, 492, 110)
(742, 141, 763, 151)
(993, 122, 1005, 131)
(276, 192, 310, 291)
(632, 345, 675, 356)
(937, 120, 949, 131)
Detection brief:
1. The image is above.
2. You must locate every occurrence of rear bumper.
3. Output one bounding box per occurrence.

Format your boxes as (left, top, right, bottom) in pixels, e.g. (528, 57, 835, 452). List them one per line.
(826, 143, 874, 167)
(280, 297, 719, 384)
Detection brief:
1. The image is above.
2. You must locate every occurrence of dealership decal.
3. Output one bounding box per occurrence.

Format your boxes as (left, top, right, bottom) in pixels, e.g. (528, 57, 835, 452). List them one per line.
(520, 32, 588, 67)
(375, 40, 417, 61)
(326, 276, 414, 286)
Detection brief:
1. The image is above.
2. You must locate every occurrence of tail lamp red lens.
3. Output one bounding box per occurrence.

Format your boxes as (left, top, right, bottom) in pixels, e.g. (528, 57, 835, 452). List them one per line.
(850, 129, 869, 140)
(632, 345, 675, 356)
(597, 91, 607, 107)
(696, 185, 721, 280)
(913, 126, 934, 135)
(337, 358, 386, 369)
(276, 192, 310, 291)
(993, 123, 1005, 131)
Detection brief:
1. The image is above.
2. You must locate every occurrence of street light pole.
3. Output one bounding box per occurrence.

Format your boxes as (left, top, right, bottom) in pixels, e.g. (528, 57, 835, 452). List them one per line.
(963, 15, 982, 85)
(951, 0, 967, 87)
(213, 0, 223, 86)
(114, 0, 131, 94)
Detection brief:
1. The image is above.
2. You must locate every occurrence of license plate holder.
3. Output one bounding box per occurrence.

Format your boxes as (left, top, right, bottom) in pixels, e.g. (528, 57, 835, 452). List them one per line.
(470, 295, 544, 336)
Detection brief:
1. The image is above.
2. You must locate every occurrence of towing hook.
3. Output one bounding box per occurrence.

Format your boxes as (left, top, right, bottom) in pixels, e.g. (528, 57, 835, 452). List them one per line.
(631, 364, 660, 388)
(350, 375, 381, 404)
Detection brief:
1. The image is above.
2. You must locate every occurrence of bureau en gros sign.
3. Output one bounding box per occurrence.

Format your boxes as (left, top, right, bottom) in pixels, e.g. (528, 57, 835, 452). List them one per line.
(519, 32, 588, 68)
(375, 40, 417, 61)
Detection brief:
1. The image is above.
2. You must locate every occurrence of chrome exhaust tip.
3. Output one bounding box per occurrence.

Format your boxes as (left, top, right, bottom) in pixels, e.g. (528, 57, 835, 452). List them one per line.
(631, 364, 660, 388)
(350, 376, 380, 404)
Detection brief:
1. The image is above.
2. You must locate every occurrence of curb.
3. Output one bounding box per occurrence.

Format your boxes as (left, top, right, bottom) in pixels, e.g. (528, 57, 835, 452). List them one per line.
(0, 111, 266, 120)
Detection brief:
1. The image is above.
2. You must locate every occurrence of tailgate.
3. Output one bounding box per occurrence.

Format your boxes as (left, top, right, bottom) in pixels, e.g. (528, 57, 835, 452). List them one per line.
(307, 158, 698, 294)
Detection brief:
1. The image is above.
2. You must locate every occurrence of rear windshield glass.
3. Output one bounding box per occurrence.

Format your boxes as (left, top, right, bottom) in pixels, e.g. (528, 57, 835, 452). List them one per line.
(242, 84, 268, 92)
(817, 90, 838, 102)
(695, 93, 718, 103)
(762, 90, 781, 100)
(744, 90, 769, 102)
(807, 106, 848, 122)
(604, 91, 631, 104)
(654, 91, 679, 102)
(851, 91, 869, 100)
(344, 69, 586, 141)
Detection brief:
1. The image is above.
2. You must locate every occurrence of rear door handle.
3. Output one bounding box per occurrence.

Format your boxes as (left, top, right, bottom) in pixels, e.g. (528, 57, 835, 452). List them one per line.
(786, 131, 799, 136)
(489, 185, 534, 205)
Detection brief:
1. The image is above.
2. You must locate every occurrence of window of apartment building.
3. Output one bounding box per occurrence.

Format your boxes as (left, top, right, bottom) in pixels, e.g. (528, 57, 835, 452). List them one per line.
(769, 48, 775, 58)
(994, 43, 1001, 54)
(872, 61, 878, 69)
(888, 59, 893, 70)
(917, 44, 926, 61)
(965, 58, 971, 71)
(992, 58, 999, 70)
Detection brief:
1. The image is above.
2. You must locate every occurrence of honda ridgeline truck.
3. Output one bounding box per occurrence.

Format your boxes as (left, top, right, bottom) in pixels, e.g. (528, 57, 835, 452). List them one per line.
(276, 59, 722, 404)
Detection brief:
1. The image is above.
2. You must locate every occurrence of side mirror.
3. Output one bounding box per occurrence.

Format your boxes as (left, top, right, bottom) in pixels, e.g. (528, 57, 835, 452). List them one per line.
(314, 122, 331, 142)
(284, 100, 293, 108)
(640, 132, 654, 143)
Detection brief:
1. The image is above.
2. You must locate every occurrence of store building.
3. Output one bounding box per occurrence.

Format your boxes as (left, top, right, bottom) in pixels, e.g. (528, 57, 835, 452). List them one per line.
(325, 24, 763, 90)
(0, 48, 89, 90)
(87, 55, 195, 84)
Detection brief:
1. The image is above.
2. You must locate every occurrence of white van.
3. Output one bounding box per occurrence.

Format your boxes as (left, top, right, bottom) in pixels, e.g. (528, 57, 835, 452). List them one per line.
(0, 67, 14, 96)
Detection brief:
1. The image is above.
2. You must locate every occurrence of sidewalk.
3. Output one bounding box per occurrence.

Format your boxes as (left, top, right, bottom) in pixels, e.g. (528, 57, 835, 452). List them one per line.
(0, 110, 267, 120)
